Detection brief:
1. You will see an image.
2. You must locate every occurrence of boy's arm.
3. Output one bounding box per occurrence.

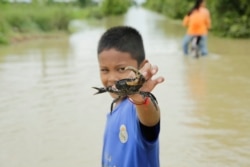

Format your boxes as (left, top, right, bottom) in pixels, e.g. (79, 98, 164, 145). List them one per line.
(128, 63, 164, 126)
(131, 93, 161, 126)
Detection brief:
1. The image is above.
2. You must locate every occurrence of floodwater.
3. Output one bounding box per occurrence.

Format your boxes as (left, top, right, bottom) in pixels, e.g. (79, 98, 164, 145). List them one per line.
(0, 7, 250, 167)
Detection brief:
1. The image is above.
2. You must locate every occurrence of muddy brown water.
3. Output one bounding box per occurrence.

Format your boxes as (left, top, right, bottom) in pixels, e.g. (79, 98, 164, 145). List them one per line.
(0, 7, 249, 167)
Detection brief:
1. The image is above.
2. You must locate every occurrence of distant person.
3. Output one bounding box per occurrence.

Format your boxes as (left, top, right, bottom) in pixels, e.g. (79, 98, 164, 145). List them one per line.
(95, 26, 164, 167)
(182, 0, 211, 56)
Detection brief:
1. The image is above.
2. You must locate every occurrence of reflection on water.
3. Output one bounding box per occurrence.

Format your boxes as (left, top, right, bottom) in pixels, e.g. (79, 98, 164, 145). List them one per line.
(0, 7, 250, 167)
(183, 57, 250, 166)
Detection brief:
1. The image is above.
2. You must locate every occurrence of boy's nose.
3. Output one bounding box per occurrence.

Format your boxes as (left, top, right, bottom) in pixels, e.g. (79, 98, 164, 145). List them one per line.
(107, 73, 119, 86)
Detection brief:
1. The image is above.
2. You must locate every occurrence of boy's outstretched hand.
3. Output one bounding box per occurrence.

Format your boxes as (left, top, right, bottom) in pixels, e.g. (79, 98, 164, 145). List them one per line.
(128, 62, 164, 126)
(139, 62, 165, 93)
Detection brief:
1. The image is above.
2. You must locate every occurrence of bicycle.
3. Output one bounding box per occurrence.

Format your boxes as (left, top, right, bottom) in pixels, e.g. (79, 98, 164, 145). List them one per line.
(190, 36, 201, 58)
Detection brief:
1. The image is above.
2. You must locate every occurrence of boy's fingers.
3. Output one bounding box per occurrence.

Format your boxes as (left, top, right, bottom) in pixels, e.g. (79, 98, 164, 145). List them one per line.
(140, 76, 164, 92)
(156, 76, 165, 83)
(141, 63, 159, 80)
(152, 76, 165, 87)
(140, 63, 165, 88)
(151, 65, 158, 74)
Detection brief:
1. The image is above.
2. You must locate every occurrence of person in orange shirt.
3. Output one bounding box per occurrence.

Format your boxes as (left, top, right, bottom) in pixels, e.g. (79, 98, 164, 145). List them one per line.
(182, 0, 211, 56)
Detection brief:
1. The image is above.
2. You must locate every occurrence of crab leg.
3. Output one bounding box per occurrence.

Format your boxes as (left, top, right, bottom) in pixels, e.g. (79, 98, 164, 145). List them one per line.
(139, 91, 158, 111)
(92, 86, 121, 95)
(110, 96, 122, 113)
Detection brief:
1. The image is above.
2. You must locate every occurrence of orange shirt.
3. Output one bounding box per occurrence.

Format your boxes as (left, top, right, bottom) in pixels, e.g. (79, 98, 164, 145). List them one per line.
(183, 7, 211, 35)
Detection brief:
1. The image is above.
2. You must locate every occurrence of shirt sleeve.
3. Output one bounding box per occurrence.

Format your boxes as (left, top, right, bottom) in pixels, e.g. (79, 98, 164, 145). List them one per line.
(139, 121, 160, 142)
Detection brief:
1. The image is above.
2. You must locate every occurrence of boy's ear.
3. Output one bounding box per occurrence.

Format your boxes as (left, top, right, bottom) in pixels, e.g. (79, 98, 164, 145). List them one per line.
(139, 59, 148, 69)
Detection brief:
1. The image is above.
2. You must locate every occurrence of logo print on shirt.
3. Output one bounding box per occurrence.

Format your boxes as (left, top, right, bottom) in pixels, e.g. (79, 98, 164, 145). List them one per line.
(119, 124, 128, 143)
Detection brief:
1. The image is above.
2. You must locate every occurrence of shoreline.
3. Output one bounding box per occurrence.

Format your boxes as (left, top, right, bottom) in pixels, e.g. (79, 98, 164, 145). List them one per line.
(10, 32, 69, 44)
(0, 31, 69, 47)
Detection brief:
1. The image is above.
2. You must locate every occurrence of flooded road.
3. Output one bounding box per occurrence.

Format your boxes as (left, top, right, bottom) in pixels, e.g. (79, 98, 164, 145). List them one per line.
(0, 7, 250, 167)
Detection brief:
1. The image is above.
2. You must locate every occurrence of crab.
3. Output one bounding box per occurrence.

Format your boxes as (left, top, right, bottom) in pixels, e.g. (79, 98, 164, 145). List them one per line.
(92, 66, 158, 113)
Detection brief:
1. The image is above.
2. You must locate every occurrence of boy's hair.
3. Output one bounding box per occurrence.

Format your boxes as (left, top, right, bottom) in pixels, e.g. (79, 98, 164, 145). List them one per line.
(97, 26, 145, 65)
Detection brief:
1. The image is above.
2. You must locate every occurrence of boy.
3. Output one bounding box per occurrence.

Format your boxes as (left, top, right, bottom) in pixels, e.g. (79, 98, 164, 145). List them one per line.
(96, 26, 164, 167)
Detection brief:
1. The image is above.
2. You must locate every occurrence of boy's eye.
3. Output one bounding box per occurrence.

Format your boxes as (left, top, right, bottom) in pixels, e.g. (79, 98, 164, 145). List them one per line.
(118, 67, 126, 73)
(100, 68, 109, 73)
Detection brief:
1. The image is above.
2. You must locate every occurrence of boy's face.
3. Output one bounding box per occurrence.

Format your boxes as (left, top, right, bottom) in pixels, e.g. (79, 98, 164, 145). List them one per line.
(98, 48, 139, 99)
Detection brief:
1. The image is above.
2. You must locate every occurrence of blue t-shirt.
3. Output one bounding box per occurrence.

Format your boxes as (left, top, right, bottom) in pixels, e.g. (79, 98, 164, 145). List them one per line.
(102, 98, 160, 167)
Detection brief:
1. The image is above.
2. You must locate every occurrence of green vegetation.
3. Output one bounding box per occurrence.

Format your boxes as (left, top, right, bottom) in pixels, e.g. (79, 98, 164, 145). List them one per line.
(0, 4, 93, 45)
(209, 0, 250, 38)
(101, 0, 131, 15)
(0, 0, 131, 45)
(145, 0, 250, 38)
(1, 0, 249, 45)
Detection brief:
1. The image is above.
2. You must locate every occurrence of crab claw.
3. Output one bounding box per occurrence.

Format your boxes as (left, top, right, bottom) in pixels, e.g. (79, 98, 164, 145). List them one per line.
(124, 66, 145, 86)
(92, 87, 107, 95)
(125, 66, 140, 75)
